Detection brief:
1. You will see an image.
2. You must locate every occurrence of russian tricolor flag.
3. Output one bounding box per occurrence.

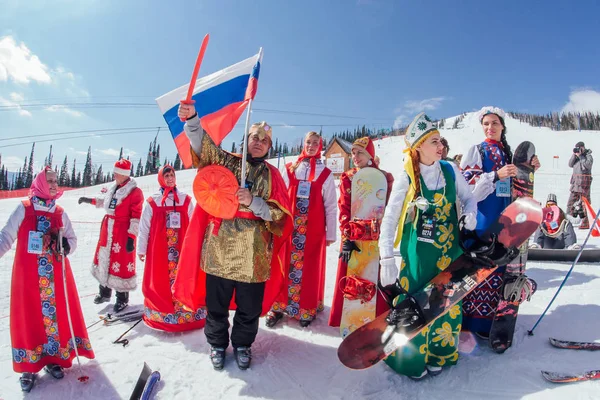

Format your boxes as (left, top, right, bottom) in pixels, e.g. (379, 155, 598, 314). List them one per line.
(156, 52, 262, 168)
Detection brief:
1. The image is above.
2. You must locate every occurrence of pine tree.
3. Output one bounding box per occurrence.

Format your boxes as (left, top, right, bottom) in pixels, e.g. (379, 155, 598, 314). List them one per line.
(59, 155, 69, 186)
(130, 158, 134, 177)
(173, 154, 181, 170)
(25, 143, 35, 187)
(76, 172, 82, 187)
(136, 159, 143, 177)
(47, 145, 53, 167)
(95, 165, 104, 185)
(145, 142, 152, 175)
(82, 146, 93, 187)
(118, 147, 123, 160)
(71, 159, 77, 188)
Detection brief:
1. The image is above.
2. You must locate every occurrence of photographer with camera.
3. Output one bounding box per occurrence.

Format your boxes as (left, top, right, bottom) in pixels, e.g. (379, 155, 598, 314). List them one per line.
(567, 141, 593, 229)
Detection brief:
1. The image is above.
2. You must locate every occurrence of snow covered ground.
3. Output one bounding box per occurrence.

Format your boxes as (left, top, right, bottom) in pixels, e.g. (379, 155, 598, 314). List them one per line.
(0, 113, 599, 399)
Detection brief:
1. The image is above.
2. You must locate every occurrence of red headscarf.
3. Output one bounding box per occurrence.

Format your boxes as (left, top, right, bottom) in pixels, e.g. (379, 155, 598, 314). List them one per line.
(295, 134, 323, 182)
(158, 165, 179, 206)
(29, 166, 63, 200)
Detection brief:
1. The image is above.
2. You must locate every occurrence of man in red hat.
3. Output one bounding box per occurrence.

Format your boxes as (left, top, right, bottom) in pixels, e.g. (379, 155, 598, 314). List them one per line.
(79, 158, 144, 312)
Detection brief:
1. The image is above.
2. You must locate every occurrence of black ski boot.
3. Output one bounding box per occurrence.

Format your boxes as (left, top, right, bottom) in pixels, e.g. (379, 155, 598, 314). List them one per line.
(44, 364, 65, 379)
(233, 346, 252, 370)
(265, 311, 283, 328)
(299, 319, 312, 328)
(94, 285, 112, 304)
(209, 347, 226, 371)
(114, 291, 129, 313)
(20, 372, 36, 392)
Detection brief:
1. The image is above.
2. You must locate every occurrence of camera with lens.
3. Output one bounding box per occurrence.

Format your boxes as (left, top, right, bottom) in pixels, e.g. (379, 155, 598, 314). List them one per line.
(573, 147, 581, 154)
(572, 200, 586, 219)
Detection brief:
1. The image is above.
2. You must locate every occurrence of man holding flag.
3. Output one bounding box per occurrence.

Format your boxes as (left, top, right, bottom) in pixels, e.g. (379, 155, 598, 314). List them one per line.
(174, 104, 292, 371)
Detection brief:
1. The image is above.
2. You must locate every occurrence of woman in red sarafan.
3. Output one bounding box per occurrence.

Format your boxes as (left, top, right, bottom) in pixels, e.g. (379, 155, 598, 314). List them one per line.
(0, 168, 94, 392)
(328, 137, 394, 328)
(137, 165, 206, 331)
(265, 131, 338, 328)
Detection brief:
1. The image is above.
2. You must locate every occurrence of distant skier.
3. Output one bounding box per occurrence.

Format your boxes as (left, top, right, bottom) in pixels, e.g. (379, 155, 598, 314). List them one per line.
(0, 167, 94, 392)
(567, 141, 593, 229)
(78, 159, 144, 313)
(530, 194, 579, 250)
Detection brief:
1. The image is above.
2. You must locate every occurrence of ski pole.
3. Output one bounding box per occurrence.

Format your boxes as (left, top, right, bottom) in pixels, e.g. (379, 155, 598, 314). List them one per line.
(59, 229, 90, 382)
(113, 318, 143, 347)
(528, 206, 600, 335)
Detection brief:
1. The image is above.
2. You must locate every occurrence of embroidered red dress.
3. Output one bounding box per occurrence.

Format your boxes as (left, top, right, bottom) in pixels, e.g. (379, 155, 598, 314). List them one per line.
(270, 163, 333, 322)
(3, 199, 94, 373)
(139, 191, 206, 331)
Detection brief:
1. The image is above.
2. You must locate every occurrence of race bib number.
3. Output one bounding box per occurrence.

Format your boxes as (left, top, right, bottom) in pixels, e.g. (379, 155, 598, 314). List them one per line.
(296, 181, 311, 199)
(28, 231, 43, 254)
(496, 178, 511, 198)
(108, 198, 117, 209)
(417, 214, 436, 244)
(167, 212, 181, 229)
(550, 221, 559, 230)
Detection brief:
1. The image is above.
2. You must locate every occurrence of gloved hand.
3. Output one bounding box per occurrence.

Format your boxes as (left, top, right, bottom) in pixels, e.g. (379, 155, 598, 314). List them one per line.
(461, 212, 477, 231)
(126, 236, 135, 253)
(568, 243, 581, 250)
(78, 197, 93, 205)
(379, 258, 399, 287)
(61, 237, 71, 256)
(339, 240, 359, 263)
(528, 243, 540, 249)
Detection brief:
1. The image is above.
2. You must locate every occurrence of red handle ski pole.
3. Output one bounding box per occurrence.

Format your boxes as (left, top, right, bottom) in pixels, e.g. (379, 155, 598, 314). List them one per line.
(179, 33, 210, 121)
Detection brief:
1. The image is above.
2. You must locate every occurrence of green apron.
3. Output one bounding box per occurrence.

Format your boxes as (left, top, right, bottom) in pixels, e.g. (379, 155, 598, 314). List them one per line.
(384, 162, 463, 376)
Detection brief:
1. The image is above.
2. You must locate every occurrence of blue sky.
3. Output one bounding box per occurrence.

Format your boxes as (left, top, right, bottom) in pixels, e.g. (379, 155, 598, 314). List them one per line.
(1, 0, 599, 173)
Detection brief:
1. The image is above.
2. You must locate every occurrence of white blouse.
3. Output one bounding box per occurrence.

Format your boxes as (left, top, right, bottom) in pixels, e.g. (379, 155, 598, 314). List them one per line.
(379, 161, 477, 259)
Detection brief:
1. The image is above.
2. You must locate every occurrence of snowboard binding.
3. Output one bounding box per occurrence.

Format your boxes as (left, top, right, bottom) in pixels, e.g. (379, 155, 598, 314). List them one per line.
(385, 294, 426, 331)
(459, 224, 519, 268)
(502, 275, 537, 304)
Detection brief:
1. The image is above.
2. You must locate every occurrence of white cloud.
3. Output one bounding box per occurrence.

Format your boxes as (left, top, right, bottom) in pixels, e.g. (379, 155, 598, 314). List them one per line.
(403, 97, 447, 113)
(0, 94, 32, 117)
(393, 97, 447, 129)
(98, 148, 121, 157)
(0, 36, 51, 84)
(561, 89, 600, 114)
(2, 156, 25, 171)
(45, 104, 84, 117)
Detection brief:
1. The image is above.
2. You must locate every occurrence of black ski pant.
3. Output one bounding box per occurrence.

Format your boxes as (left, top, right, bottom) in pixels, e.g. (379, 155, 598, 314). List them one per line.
(204, 273, 265, 349)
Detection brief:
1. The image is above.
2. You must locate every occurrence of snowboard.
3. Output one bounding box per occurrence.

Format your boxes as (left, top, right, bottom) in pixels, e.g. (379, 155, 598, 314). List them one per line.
(489, 140, 536, 353)
(549, 337, 600, 351)
(130, 363, 160, 400)
(337, 197, 543, 370)
(340, 167, 387, 338)
(541, 370, 600, 384)
(528, 248, 600, 262)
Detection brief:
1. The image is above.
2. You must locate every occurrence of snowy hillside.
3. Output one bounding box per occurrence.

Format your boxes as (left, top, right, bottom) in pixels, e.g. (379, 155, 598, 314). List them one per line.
(0, 113, 599, 399)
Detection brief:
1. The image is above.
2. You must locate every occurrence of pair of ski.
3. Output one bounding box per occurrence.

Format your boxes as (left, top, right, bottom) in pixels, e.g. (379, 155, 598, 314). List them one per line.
(130, 362, 161, 400)
(542, 338, 600, 383)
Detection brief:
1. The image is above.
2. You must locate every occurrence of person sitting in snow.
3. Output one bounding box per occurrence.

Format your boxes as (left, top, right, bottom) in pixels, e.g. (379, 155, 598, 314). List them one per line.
(78, 158, 144, 313)
(530, 193, 579, 250)
(0, 167, 94, 392)
(173, 103, 292, 371)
